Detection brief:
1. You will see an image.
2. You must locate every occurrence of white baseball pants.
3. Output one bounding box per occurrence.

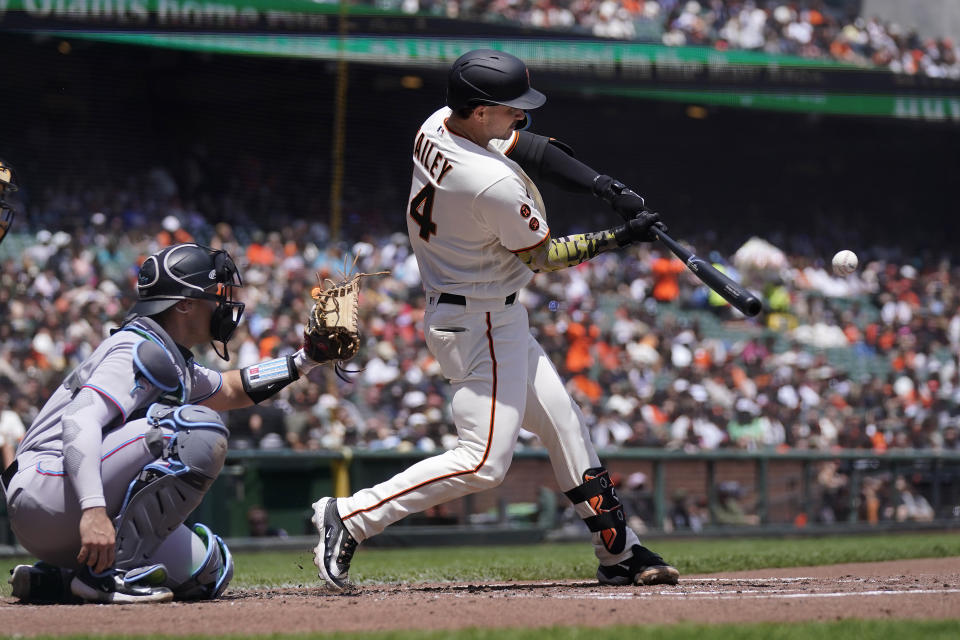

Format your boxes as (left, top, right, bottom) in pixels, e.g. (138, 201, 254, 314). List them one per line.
(337, 298, 638, 565)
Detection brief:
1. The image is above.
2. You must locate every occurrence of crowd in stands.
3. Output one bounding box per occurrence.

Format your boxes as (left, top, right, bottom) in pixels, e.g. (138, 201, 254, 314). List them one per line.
(2, 167, 960, 463)
(382, 0, 960, 78)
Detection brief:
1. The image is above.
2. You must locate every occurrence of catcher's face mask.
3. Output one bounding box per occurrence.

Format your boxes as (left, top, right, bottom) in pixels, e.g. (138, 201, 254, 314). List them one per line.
(0, 159, 18, 247)
(203, 250, 245, 361)
(210, 251, 246, 360)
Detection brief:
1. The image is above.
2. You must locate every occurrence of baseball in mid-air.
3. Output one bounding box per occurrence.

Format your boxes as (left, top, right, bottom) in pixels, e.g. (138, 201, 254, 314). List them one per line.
(832, 250, 858, 275)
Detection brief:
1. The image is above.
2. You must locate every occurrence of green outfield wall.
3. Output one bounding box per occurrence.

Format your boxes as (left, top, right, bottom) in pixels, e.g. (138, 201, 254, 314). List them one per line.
(1, 449, 957, 554)
(190, 449, 960, 542)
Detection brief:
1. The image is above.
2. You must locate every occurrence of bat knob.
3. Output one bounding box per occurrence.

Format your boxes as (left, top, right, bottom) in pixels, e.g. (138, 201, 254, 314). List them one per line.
(743, 297, 763, 317)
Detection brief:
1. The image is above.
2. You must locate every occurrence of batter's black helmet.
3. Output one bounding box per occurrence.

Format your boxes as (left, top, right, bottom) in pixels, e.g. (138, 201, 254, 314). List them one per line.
(446, 49, 546, 112)
(130, 243, 245, 359)
(0, 158, 19, 247)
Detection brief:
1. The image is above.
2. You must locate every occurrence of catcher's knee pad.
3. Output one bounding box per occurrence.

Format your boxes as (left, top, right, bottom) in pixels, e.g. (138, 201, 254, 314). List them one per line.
(167, 523, 234, 600)
(114, 404, 229, 569)
(564, 467, 627, 555)
(165, 406, 230, 476)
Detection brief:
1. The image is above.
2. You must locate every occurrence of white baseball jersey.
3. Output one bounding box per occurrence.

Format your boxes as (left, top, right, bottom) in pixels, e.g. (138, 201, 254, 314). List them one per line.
(406, 107, 550, 300)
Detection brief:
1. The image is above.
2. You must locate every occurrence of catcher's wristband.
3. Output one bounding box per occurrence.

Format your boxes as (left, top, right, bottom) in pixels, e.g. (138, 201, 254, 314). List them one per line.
(241, 355, 300, 404)
(292, 348, 321, 374)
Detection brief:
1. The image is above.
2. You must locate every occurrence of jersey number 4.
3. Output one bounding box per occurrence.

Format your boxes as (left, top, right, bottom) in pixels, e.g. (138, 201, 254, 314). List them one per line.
(409, 184, 437, 241)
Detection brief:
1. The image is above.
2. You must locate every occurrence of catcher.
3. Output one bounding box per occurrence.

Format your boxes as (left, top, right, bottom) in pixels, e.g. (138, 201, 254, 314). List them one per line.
(4, 243, 359, 604)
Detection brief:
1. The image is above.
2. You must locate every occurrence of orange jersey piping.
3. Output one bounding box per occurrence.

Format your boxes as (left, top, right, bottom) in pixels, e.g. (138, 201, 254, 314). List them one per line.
(503, 131, 519, 156)
(510, 232, 551, 254)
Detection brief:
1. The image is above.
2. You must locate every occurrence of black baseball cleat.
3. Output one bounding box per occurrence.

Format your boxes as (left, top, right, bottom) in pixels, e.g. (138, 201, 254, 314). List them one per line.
(69, 566, 173, 604)
(597, 544, 680, 586)
(312, 496, 358, 591)
(9, 562, 73, 603)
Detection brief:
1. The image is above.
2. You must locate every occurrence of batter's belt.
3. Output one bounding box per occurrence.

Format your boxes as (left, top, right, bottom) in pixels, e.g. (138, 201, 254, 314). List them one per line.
(437, 292, 517, 306)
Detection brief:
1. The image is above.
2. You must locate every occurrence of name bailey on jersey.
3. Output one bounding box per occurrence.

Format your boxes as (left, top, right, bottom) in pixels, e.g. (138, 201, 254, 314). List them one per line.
(414, 131, 454, 185)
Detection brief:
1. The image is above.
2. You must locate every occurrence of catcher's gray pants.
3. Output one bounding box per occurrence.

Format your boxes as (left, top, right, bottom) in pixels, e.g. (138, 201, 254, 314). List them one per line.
(5, 417, 173, 569)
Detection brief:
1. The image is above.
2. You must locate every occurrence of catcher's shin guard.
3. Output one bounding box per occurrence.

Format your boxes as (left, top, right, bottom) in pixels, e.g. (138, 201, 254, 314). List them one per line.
(169, 523, 234, 600)
(114, 404, 228, 569)
(565, 467, 627, 555)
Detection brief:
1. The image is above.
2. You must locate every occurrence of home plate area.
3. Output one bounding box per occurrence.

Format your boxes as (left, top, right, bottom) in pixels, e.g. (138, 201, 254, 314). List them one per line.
(3, 558, 959, 635)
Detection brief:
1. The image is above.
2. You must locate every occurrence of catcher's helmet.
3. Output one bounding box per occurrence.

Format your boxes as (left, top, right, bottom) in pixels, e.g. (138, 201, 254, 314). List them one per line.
(0, 158, 18, 247)
(446, 49, 546, 112)
(130, 243, 245, 360)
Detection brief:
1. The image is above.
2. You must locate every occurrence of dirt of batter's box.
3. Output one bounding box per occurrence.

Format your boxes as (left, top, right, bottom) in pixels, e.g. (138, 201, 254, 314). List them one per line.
(2, 557, 960, 635)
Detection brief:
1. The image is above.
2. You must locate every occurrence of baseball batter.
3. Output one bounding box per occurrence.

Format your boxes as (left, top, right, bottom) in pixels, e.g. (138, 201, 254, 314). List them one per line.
(4, 243, 326, 603)
(313, 50, 678, 589)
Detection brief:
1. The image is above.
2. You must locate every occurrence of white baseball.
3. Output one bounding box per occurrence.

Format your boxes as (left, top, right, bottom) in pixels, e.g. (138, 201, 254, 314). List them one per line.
(832, 250, 858, 275)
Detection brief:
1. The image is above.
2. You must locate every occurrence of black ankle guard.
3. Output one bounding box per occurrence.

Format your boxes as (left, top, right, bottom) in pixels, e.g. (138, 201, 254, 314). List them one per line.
(564, 467, 627, 555)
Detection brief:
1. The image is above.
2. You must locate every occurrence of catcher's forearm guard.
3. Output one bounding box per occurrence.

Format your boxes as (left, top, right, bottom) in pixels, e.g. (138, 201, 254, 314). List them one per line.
(241, 355, 300, 404)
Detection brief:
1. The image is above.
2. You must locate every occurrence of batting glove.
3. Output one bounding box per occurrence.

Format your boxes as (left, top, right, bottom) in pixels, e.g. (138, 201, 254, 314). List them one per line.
(614, 210, 666, 246)
(593, 175, 646, 217)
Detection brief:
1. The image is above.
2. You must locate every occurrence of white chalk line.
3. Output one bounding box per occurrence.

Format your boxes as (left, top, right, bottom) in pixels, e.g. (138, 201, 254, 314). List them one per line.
(447, 576, 960, 602)
(687, 577, 936, 584)
(542, 588, 960, 601)
(454, 589, 960, 601)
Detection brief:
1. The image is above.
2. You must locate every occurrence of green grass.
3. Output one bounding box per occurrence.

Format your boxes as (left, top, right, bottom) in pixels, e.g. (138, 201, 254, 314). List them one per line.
(232, 531, 960, 588)
(4, 532, 960, 590)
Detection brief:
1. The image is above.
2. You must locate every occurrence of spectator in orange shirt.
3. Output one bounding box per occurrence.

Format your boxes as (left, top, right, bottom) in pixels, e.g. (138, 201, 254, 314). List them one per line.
(156, 215, 193, 247)
(565, 321, 597, 374)
(572, 375, 603, 404)
(247, 231, 277, 266)
(596, 331, 621, 371)
(651, 252, 685, 302)
(258, 330, 282, 360)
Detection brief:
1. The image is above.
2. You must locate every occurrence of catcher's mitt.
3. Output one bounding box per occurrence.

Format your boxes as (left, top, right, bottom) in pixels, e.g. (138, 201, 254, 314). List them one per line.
(303, 269, 387, 379)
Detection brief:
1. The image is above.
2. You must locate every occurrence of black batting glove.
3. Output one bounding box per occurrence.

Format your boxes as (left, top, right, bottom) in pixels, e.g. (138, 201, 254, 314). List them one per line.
(614, 210, 666, 246)
(593, 174, 647, 217)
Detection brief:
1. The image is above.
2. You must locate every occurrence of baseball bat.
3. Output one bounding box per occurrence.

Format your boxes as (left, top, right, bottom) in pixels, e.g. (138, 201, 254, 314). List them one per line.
(650, 226, 763, 317)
